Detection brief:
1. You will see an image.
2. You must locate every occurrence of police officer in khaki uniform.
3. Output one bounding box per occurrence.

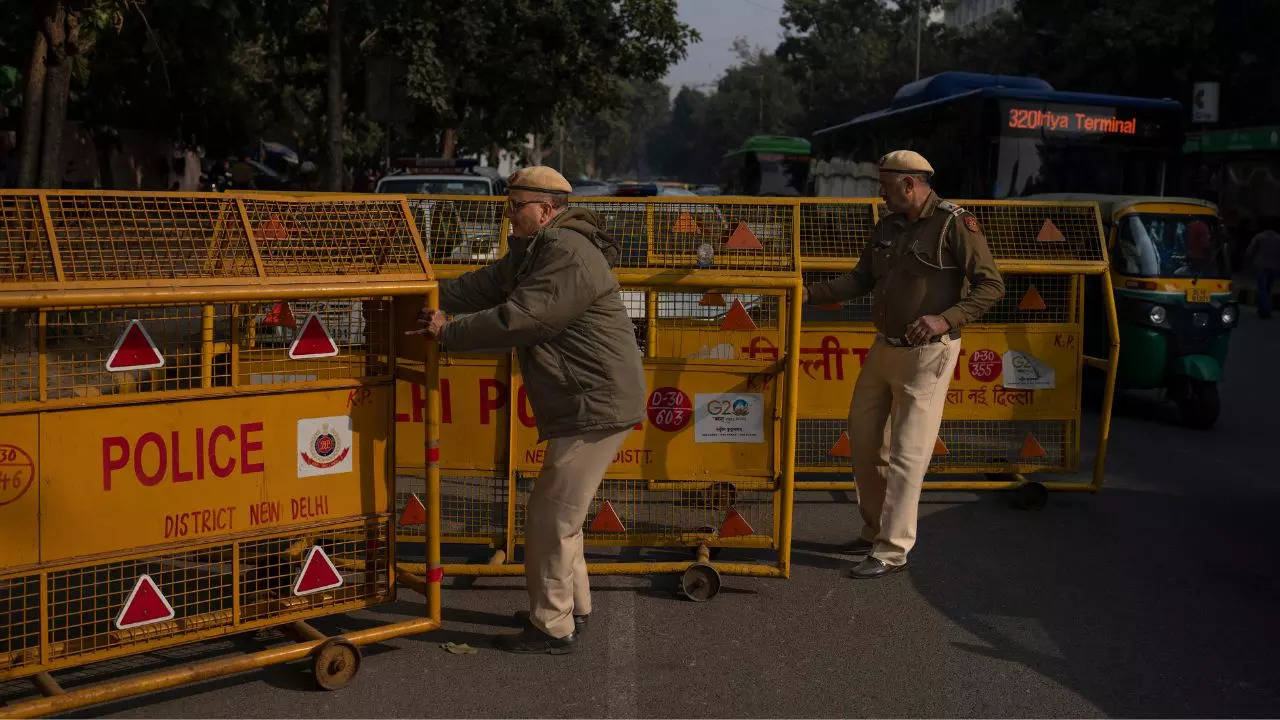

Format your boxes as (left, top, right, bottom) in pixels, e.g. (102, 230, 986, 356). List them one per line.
(804, 150, 1004, 579)
(417, 167, 646, 652)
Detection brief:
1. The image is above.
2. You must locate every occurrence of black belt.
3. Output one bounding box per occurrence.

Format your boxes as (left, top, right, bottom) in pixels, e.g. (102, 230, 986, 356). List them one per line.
(877, 331, 959, 347)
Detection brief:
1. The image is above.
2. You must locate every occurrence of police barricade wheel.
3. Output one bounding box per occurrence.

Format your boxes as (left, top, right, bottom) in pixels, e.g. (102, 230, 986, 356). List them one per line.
(1012, 481, 1048, 511)
(678, 562, 721, 602)
(312, 638, 361, 690)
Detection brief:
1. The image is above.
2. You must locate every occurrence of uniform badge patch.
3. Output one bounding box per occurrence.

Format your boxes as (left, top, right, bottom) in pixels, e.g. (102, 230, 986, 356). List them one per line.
(963, 214, 979, 233)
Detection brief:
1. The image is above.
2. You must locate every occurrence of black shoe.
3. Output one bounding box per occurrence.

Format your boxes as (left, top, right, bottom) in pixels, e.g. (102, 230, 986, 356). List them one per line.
(847, 556, 907, 580)
(493, 622, 578, 654)
(512, 610, 589, 636)
(840, 538, 874, 556)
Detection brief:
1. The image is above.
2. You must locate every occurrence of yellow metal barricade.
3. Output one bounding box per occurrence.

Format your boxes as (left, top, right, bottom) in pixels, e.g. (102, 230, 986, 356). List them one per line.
(390, 196, 802, 597)
(0, 190, 443, 717)
(792, 199, 1118, 496)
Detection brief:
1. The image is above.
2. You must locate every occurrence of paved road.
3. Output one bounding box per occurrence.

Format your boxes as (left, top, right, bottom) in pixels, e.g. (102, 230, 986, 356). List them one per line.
(8, 309, 1279, 717)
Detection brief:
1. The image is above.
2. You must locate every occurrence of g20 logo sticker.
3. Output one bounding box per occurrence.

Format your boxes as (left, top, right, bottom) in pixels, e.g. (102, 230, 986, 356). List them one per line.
(0, 444, 35, 506)
(706, 398, 752, 416)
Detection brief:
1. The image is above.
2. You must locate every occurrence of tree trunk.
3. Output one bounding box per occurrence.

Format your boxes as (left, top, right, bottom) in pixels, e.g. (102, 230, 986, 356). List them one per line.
(325, 0, 344, 191)
(441, 127, 456, 159)
(17, 6, 51, 188)
(38, 1, 71, 189)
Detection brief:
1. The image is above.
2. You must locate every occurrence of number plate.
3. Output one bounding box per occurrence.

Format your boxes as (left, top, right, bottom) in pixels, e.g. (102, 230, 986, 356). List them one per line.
(1186, 287, 1211, 304)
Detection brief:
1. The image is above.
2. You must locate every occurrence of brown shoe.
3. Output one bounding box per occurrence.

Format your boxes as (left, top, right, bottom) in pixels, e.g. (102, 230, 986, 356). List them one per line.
(848, 556, 907, 579)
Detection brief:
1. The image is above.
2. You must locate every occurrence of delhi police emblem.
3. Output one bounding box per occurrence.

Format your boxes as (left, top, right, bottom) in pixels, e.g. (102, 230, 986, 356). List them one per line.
(963, 214, 980, 233)
(302, 422, 348, 469)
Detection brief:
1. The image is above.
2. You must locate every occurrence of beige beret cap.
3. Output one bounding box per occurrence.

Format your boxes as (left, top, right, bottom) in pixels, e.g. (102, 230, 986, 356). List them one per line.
(507, 166, 572, 194)
(878, 150, 934, 175)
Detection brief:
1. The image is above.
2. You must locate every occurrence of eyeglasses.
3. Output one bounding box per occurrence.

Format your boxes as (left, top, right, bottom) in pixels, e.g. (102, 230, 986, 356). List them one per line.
(506, 197, 546, 214)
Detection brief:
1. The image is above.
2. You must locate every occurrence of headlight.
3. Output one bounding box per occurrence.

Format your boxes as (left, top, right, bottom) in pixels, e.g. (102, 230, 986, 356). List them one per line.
(1148, 305, 1167, 325)
(1221, 306, 1237, 326)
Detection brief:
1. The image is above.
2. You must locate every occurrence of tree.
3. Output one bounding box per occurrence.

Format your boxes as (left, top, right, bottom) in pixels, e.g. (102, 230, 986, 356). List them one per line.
(325, 0, 342, 189)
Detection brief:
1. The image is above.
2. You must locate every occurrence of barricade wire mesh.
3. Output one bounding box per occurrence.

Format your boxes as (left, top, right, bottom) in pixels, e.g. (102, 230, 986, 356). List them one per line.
(240, 199, 425, 276)
(0, 300, 393, 404)
(0, 196, 57, 282)
(45, 194, 258, 281)
(796, 418, 1074, 471)
(404, 197, 504, 267)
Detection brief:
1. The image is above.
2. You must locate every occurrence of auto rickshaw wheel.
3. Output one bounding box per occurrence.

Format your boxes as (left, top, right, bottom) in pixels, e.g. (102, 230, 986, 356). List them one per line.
(1173, 378, 1220, 430)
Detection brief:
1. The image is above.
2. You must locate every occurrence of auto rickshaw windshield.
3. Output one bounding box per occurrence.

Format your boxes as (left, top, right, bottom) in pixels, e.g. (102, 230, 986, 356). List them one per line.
(1116, 213, 1230, 279)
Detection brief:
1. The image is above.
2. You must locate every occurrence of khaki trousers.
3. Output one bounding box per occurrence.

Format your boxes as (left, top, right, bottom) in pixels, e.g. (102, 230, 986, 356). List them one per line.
(848, 336, 961, 566)
(525, 427, 630, 638)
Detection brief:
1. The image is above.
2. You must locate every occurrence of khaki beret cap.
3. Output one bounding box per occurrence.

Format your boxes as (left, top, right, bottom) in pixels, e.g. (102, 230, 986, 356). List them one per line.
(878, 150, 934, 175)
(507, 166, 572, 194)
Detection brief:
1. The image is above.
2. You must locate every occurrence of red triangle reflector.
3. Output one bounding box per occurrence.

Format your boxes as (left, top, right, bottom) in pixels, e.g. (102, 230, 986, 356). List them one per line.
(818, 302, 843, 311)
(1020, 433, 1047, 459)
(718, 507, 754, 538)
(671, 211, 701, 234)
(720, 299, 757, 331)
(699, 292, 726, 307)
(933, 436, 949, 456)
(115, 574, 175, 630)
(289, 313, 339, 359)
(258, 216, 288, 243)
(293, 545, 344, 596)
(262, 301, 297, 328)
(588, 500, 626, 533)
(726, 221, 763, 250)
(106, 320, 165, 372)
(399, 494, 426, 526)
(1036, 219, 1065, 243)
(1018, 286, 1048, 311)
(828, 431, 852, 457)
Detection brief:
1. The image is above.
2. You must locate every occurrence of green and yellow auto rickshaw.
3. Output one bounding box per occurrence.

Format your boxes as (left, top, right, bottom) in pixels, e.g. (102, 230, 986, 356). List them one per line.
(1044, 195, 1238, 428)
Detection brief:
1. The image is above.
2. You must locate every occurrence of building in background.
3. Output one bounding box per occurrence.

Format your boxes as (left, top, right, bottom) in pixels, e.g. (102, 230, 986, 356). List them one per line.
(944, 0, 1015, 28)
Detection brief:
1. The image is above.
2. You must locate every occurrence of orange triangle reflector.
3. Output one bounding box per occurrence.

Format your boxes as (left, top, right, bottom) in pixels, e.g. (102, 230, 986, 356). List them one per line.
(589, 500, 626, 533)
(933, 436, 949, 456)
(720, 299, 757, 331)
(1036, 219, 1065, 243)
(718, 507, 755, 538)
(262, 301, 297, 328)
(1018, 286, 1048, 311)
(828, 431, 852, 457)
(699, 292, 726, 307)
(726, 221, 763, 250)
(671, 211, 701, 234)
(258, 216, 288, 243)
(1020, 433, 1047, 459)
(399, 494, 426, 526)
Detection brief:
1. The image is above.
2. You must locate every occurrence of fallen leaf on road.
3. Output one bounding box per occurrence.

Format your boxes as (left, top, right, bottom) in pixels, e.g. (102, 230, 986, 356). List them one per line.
(441, 642, 477, 655)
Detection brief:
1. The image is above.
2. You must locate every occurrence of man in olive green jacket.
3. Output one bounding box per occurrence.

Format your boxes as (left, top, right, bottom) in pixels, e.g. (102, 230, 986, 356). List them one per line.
(418, 166, 645, 654)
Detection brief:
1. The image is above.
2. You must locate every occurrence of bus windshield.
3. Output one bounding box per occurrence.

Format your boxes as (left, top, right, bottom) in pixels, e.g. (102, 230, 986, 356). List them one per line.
(1116, 214, 1229, 279)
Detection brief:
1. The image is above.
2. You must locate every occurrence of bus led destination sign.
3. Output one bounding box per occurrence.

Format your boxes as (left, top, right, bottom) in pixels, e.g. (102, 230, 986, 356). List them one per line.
(1007, 106, 1138, 135)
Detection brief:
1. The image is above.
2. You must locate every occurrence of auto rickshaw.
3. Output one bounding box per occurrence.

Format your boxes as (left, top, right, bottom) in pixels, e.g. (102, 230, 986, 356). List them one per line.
(1041, 195, 1238, 428)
